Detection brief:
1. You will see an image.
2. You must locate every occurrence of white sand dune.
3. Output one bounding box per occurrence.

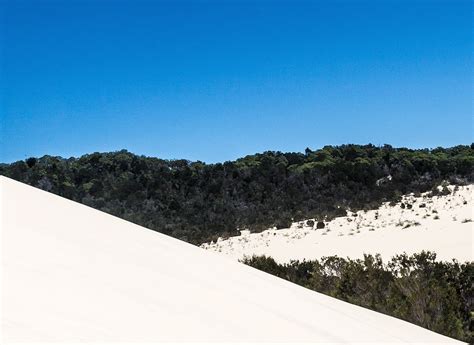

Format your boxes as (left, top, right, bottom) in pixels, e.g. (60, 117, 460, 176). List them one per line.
(0, 176, 463, 343)
(202, 185, 473, 263)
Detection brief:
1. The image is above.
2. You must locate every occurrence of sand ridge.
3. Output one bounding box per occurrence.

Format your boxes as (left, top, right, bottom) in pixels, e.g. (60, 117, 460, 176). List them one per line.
(201, 185, 473, 263)
(1, 176, 464, 342)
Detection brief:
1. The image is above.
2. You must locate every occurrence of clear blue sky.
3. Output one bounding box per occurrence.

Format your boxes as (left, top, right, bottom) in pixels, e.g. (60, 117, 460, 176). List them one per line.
(1, 0, 472, 163)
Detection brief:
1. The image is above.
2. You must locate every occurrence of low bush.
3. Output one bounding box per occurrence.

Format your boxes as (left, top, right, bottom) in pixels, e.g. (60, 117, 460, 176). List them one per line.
(242, 252, 473, 342)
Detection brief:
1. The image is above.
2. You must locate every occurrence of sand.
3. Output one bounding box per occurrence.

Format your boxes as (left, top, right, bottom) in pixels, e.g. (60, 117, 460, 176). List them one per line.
(0, 176, 463, 343)
(201, 185, 473, 263)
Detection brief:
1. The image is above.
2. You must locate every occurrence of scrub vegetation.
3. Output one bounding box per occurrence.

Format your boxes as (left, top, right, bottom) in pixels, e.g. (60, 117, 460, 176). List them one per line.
(1, 144, 473, 244)
(243, 252, 473, 342)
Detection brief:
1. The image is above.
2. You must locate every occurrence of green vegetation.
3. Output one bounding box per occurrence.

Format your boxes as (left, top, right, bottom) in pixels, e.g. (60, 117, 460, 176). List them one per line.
(242, 252, 473, 342)
(1, 144, 473, 244)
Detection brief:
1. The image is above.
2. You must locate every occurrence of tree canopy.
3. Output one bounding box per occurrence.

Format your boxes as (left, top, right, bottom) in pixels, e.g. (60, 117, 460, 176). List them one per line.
(1, 144, 473, 244)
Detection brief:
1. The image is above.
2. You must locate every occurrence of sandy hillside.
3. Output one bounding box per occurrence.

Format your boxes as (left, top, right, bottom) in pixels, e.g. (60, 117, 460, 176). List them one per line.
(0, 176, 463, 343)
(201, 185, 473, 263)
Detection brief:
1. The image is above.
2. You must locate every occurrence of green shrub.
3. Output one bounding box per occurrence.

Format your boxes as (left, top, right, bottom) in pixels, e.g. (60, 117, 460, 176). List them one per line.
(242, 252, 473, 343)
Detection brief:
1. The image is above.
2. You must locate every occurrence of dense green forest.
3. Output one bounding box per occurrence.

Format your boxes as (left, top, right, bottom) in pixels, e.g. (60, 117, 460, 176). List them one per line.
(1, 144, 473, 244)
(243, 252, 473, 342)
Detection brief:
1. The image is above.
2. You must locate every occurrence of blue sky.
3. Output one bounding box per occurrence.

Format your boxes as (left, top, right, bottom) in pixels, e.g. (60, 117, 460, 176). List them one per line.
(1, 0, 472, 163)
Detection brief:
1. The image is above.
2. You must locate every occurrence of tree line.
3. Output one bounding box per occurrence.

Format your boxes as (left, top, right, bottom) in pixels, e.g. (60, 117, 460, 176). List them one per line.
(1, 144, 473, 244)
(242, 252, 473, 342)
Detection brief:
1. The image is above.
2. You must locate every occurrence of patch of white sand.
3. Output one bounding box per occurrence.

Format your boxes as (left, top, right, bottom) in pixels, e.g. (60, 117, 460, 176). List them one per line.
(202, 185, 473, 263)
(0, 176, 463, 343)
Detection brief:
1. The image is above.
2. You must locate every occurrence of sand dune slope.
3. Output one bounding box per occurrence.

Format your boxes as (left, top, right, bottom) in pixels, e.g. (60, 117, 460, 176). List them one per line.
(202, 185, 473, 263)
(0, 176, 462, 343)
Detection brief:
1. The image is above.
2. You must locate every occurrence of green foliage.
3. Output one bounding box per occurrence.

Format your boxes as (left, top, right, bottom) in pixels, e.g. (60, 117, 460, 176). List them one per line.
(242, 252, 473, 342)
(0, 144, 473, 244)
